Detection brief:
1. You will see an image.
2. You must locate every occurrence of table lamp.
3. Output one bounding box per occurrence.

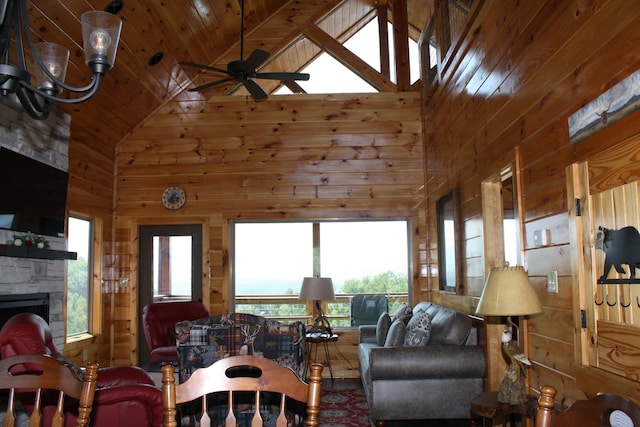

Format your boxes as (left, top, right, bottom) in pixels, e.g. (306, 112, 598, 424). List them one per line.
(299, 277, 335, 335)
(476, 265, 543, 404)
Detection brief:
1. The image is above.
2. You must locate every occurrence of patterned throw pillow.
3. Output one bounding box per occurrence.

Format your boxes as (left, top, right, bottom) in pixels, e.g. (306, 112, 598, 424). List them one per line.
(384, 319, 407, 347)
(403, 309, 431, 346)
(392, 303, 413, 324)
(376, 312, 392, 346)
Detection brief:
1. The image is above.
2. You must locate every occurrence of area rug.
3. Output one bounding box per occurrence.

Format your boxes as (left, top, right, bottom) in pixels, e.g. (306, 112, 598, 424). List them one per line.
(317, 384, 474, 427)
(319, 387, 371, 427)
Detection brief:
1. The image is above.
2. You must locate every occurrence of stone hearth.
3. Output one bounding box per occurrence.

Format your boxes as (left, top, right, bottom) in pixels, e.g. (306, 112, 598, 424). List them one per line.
(0, 95, 70, 351)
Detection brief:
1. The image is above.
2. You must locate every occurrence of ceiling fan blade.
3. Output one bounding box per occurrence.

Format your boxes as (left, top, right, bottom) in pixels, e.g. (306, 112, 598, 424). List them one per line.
(243, 49, 270, 71)
(254, 72, 310, 81)
(188, 77, 235, 92)
(179, 61, 230, 75)
(242, 78, 268, 101)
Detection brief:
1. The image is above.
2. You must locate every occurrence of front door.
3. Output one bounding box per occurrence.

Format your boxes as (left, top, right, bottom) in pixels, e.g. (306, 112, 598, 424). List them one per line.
(138, 224, 203, 366)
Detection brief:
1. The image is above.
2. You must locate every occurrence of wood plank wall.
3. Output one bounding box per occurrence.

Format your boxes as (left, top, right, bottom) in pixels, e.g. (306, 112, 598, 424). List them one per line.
(65, 129, 116, 366)
(107, 93, 424, 372)
(423, 0, 640, 404)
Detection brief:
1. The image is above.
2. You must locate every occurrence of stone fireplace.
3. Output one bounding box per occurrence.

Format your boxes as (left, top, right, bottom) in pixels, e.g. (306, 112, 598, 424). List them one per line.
(0, 95, 70, 351)
(0, 235, 66, 350)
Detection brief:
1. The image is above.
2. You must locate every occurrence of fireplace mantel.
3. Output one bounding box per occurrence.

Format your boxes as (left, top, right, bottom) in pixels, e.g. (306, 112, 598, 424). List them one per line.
(0, 244, 77, 260)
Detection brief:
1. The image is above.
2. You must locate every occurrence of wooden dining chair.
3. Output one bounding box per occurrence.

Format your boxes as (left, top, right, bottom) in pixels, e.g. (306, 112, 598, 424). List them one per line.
(0, 354, 99, 427)
(535, 385, 640, 427)
(161, 355, 323, 427)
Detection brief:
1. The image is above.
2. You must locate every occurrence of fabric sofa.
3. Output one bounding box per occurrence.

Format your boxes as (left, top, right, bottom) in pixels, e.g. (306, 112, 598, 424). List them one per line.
(0, 313, 163, 427)
(175, 312, 306, 382)
(142, 300, 210, 363)
(358, 302, 485, 426)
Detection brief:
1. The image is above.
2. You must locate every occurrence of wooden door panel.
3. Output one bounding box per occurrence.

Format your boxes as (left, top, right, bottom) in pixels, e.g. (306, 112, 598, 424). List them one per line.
(585, 177, 640, 379)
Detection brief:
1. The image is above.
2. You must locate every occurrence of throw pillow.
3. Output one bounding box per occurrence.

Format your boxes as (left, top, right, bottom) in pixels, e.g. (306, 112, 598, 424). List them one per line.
(376, 312, 392, 346)
(403, 309, 431, 347)
(384, 319, 406, 347)
(392, 303, 413, 324)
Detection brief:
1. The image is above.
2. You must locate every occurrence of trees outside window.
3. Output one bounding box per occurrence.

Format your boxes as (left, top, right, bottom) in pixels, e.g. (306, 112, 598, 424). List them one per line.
(67, 216, 92, 336)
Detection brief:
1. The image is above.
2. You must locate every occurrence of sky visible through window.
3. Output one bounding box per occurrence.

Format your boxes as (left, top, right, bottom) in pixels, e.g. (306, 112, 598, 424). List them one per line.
(234, 221, 409, 295)
(276, 19, 420, 95)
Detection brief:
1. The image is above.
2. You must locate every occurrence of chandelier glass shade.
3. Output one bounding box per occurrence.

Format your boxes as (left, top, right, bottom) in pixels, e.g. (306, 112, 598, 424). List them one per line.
(0, 0, 122, 120)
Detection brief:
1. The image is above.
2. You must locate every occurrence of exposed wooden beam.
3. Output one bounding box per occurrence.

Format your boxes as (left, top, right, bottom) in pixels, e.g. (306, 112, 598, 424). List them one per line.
(303, 24, 396, 92)
(392, 0, 411, 91)
(284, 80, 307, 94)
(378, 3, 391, 79)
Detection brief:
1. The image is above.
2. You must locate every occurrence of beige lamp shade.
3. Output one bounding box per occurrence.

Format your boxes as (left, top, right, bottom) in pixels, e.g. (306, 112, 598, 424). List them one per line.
(299, 277, 335, 301)
(476, 265, 543, 316)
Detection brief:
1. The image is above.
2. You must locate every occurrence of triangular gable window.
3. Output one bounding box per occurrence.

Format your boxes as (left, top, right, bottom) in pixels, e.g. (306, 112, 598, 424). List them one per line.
(275, 18, 419, 95)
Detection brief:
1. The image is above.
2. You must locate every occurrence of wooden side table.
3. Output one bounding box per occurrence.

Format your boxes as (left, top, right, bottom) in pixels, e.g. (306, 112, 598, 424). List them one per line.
(305, 332, 339, 382)
(470, 391, 539, 427)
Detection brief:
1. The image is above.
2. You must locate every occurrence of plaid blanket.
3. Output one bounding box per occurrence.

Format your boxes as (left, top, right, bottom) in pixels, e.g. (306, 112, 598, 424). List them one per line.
(175, 313, 306, 382)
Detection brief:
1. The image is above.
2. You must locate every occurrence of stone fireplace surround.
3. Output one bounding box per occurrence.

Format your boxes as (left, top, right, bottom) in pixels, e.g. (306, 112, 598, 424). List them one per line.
(0, 95, 71, 351)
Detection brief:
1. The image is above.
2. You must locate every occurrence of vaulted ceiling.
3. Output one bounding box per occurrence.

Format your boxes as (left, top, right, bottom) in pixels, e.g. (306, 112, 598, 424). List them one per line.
(21, 0, 431, 153)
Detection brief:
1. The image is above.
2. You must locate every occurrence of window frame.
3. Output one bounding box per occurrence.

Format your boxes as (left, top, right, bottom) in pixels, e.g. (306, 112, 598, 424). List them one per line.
(66, 214, 101, 340)
(437, 189, 462, 293)
(231, 219, 412, 327)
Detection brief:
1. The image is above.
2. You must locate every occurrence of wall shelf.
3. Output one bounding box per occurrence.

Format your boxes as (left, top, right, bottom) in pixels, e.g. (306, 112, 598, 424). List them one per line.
(0, 244, 77, 260)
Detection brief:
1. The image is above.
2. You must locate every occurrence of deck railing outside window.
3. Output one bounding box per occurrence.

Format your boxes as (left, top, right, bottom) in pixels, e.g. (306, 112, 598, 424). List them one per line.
(236, 293, 409, 327)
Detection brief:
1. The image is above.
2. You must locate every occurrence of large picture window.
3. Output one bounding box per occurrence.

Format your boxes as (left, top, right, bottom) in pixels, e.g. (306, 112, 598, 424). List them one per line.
(233, 220, 410, 327)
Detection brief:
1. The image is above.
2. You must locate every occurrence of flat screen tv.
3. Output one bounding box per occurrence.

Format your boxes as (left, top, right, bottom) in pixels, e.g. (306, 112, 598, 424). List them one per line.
(0, 148, 69, 238)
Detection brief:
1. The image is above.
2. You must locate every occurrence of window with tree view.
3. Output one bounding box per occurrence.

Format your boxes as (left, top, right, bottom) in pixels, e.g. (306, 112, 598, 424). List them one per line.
(67, 216, 93, 336)
(233, 220, 410, 327)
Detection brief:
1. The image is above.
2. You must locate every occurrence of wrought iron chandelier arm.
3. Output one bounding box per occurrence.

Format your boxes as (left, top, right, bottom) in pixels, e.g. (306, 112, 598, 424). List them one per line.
(15, 85, 50, 119)
(13, 1, 27, 70)
(18, 72, 102, 104)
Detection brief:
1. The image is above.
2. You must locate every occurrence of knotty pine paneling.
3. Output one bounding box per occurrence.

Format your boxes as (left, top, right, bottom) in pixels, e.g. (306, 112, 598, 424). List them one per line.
(64, 134, 115, 367)
(423, 0, 640, 405)
(111, 92, 423, 365)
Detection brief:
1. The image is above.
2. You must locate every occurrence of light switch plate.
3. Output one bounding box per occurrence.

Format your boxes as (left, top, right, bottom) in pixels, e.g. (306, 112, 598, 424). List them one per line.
(534, 229, 551, 246)
(547, 271, 558, 293)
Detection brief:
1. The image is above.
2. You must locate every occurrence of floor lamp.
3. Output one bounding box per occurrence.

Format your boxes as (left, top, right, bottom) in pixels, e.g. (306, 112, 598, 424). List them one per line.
(299, 277, 335, 335)
(476, 265, 543, 404)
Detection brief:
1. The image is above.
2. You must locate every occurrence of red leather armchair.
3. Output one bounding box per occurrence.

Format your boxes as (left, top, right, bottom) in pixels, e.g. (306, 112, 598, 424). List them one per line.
(0, 313, 163, 427)
(141, 301, 209, 364)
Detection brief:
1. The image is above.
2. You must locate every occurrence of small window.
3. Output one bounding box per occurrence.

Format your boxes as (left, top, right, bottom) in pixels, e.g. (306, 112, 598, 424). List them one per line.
(153, 235, 193, 298)
(67, 216, 93, 336)
(437, 189, 461, 293)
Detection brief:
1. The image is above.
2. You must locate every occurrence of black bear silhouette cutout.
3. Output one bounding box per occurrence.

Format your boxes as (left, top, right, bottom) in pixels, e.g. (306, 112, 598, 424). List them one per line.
(595, 225, 640, 282)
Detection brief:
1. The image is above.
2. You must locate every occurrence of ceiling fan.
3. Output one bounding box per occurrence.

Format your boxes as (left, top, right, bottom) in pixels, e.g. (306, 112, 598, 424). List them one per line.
(179, 0, 310, 101)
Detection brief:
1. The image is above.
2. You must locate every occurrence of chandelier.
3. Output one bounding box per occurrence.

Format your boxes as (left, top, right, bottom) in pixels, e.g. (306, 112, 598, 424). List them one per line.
(0, 0, 122, 120)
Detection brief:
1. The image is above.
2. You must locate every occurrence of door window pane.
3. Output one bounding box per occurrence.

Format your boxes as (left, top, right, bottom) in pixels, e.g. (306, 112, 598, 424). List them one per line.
(152, 235, 192, 298)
